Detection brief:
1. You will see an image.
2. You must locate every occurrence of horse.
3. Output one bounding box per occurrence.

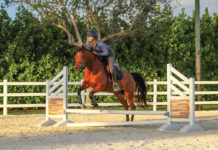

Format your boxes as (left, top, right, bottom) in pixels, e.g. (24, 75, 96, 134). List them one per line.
(74, 47, 147, 121)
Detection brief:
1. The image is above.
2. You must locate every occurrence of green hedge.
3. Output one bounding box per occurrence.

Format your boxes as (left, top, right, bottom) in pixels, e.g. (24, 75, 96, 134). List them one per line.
(0, 6, 217, 104)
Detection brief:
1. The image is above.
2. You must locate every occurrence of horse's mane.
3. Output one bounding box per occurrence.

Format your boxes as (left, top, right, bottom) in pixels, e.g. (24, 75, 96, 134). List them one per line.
(77, 47, 102, 63)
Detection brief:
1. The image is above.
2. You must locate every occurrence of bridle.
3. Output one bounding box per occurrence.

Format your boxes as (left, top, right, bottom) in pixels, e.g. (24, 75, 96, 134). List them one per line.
(74, 49, 97, 71)
(74, 51, 86, 71)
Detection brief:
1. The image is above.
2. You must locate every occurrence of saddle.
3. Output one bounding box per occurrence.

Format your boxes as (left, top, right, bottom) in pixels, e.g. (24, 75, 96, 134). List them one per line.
(107, 63, 123, 81)
(100, 57, 123, 81)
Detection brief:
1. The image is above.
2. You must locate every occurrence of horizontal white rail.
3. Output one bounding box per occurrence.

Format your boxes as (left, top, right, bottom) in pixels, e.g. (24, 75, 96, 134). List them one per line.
(68, 81, 82, 85)
(67, 119, 167, 127)
(195, 91, 218, 95)
(0, 82, 46, 86)
(195, 81, 218, 84)
(0, 104, 46, 108)
(65, 109, 167, 115)
(195, 101, 218, 104)
(0, 93, 46, 96)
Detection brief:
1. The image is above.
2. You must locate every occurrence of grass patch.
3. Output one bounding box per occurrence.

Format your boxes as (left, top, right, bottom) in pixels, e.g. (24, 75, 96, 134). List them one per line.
(0, 108, 45, 115)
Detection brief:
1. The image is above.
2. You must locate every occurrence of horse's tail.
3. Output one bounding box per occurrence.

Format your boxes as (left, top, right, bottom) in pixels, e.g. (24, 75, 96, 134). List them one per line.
(131, 73, 147, 108)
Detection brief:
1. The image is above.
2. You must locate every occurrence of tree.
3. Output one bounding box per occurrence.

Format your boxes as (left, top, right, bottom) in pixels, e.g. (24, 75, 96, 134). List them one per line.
(0, 4, 12, 79)
(9, 0, 172, 47)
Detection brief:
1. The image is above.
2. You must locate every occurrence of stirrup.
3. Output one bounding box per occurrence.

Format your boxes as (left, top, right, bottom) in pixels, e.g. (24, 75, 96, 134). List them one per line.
(113, 82, 120, 91)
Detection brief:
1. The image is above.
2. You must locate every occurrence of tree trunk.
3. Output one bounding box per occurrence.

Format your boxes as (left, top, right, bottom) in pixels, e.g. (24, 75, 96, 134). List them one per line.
(195, 0, 202, 110)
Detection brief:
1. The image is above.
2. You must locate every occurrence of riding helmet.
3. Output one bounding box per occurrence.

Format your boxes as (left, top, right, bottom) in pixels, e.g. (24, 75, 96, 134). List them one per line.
(87, 30, 98, 39)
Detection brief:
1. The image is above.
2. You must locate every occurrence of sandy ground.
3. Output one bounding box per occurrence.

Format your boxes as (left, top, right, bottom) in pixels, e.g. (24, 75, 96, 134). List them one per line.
(0, 111, 218, 150)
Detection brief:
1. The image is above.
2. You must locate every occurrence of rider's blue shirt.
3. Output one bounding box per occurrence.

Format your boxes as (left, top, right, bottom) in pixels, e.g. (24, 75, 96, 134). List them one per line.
(87, 40, 113, 56)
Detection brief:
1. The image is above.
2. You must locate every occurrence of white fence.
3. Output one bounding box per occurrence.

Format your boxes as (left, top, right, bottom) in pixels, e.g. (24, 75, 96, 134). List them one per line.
(0, 80, 218, 116)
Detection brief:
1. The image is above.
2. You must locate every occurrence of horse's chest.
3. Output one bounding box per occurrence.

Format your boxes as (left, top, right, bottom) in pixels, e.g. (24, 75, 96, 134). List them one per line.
(84, 72, 106, 87)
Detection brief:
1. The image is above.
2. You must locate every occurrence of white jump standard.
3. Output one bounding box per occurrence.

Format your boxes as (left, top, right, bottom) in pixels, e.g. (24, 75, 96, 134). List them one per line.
(159, 64, 204, 132)
(38, 66, 71, 127)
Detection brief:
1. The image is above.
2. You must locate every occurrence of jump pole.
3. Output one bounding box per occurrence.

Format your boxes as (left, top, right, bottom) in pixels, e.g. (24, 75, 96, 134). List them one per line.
(67, 119, 167, 127)
(65, 109, 167, 115)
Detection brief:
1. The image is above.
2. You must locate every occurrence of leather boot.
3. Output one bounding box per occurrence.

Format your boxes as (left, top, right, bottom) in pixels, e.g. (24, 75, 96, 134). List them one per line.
(112, 72, 120, 91)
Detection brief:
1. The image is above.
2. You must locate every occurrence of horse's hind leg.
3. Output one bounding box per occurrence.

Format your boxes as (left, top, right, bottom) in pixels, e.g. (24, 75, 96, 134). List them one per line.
(114, 93, 129, 121)
(125, 91, 135, 121)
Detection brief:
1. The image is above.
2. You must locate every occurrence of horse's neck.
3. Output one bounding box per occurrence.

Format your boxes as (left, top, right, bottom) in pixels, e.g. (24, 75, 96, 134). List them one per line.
(85, 51, 104, 73)
(87, 58, 104, 73)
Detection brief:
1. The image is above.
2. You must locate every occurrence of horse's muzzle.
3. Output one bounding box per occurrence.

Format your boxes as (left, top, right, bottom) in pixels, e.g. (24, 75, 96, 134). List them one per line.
(74, 66, 80, 71)
(74, 66, 83, 71)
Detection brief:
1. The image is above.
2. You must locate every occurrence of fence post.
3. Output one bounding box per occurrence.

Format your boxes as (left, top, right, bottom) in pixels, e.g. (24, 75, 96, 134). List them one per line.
(3, 80, 8, 116)
(45, 80, 50, 120)
(167, 64, 172, 118)
(190, 78, 195, 125)
(153, 79, 157, 111)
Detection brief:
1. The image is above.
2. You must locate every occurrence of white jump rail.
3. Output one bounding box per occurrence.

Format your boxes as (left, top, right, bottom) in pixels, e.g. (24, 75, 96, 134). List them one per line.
(65, 109, 167, 115)
(67, 119, 167, 127)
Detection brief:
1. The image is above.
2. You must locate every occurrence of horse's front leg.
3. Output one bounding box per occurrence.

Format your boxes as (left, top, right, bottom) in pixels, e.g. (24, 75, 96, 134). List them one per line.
(77, 82, 89, 104)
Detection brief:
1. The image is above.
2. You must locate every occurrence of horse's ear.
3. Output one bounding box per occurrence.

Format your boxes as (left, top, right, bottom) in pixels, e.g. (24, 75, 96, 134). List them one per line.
(81, 45, 86, 50)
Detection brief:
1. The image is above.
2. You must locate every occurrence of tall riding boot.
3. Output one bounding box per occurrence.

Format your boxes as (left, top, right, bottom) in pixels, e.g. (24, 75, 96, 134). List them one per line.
(112, 72, 120, 91)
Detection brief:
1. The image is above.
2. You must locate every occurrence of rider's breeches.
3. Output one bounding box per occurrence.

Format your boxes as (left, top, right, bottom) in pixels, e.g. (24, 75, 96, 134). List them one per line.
(108, 55, 115, 74)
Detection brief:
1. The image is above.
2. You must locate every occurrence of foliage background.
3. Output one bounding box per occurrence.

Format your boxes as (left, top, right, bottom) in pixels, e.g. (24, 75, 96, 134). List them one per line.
(0, 5, 217, 105)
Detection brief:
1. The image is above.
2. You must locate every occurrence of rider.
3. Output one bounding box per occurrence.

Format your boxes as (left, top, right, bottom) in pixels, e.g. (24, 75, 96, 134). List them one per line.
(87, 30, 120, 91)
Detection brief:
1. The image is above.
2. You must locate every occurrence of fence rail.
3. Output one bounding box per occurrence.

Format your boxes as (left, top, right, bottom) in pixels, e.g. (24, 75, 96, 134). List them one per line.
(0, 80, 218, 116)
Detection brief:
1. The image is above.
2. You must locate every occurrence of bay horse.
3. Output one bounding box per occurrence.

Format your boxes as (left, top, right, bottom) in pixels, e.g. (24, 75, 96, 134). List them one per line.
(74, 47, 147, 121)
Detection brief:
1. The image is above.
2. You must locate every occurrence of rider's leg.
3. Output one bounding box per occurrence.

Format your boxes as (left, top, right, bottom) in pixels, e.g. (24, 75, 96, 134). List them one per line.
(108, 56, 120, 91)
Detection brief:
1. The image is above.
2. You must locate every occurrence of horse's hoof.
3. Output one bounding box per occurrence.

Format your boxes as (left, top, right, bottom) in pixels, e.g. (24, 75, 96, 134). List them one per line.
(91, 102, 99, 108)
